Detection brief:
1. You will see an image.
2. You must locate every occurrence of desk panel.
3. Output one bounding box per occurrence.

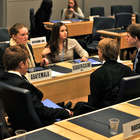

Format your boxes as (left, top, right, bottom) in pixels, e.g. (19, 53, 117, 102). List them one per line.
(97, 28, 134, 50)
(43, 21, 93, 37)
(56, 97, 140, 140)
(5, 125, 90, 140)
(32, 43, 46, 63)
(32, 60, 133, 103)
(56, 108, 138, 139)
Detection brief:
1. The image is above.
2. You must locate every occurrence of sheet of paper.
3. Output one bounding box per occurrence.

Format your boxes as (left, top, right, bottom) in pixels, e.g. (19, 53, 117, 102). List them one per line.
(51, 70, 65, 77)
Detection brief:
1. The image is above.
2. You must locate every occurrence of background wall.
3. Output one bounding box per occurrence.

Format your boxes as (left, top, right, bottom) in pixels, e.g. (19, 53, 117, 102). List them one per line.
(0, 0, 139, 28)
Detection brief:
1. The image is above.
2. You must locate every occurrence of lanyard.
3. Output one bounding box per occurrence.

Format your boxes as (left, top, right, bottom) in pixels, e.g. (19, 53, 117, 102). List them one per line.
(58, 46, 65, 62)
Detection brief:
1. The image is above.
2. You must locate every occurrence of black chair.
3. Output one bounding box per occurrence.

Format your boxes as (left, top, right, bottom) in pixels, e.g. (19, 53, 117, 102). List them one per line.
(111, 5, 133, 16)
(90, 7, 105, 16)
(115, 13, 132, 28)
(29, 8, 36, 38)
(0, 99, 11, 139)
(86, 16, 115, 52)
(115, 75, 140, 104)
(136, 13, 140, 23)
(0, 28, 10, 42)
(0, 82, 43, 132)
(123, 5, 133, 14)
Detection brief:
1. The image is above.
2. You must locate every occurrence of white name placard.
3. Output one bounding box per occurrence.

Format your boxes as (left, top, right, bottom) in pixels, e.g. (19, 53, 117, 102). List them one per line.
(123, 118, 140, 139)
(72, 61, 91, 73)
(72, 63, 81, 73)
(26, 69, 52, 83)
(30, 36, 46, 45)
(80, 61, 92, 71)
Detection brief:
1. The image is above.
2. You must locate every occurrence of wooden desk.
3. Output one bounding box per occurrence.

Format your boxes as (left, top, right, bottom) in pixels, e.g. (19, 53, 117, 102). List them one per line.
(32, 59, 133, 103)
(97, 28, 135, 60)
(5, 98, 140, 140)
(55, 97, 140, 140)
(5, 124, 90, 140)
(32, 43, 46, 63)
(43, 21, 93, 37)
(97, 28, 133, 50)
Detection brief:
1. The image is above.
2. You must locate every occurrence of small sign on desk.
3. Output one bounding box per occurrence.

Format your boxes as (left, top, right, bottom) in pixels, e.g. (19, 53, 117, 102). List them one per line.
(30, 36, 46, 45)
(26, 69, 52, 83)
(123, 118, 140, 139)
(72, 61, 91, 73)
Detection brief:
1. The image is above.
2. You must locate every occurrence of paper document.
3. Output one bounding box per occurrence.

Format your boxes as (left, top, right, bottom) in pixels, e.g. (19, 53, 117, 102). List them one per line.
(51, 70, 65, 77)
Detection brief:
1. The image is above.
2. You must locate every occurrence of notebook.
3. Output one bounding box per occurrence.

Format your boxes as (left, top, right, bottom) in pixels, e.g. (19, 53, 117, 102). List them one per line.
(42, 99, 62, 121)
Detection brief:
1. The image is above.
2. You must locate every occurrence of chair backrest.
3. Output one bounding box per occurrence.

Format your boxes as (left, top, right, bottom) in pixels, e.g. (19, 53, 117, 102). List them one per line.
(91, 16, 115, 41)
(116, 75, 140, 104)
(136, 13, 140, 23)
(0, 99, 11, 139)
(29, 8, 36, 38)
(111, 5, 133, 16)
(90, 7, 105, 16)
(115, 13, 132, 28)
(0, 28, 10, 42)
(0, 82, 43, 132)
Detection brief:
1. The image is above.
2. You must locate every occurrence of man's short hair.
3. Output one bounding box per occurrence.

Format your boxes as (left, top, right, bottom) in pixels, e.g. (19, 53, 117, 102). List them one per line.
(3, 45, 29, 71)
(127, 24, 140, 40)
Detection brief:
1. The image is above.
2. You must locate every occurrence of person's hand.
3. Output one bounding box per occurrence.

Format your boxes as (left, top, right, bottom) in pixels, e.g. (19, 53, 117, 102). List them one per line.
(66, 109, 74, 117)
(42, 47, 51, 58)
(81, 56, 88, 62)
(69, 8, 74, 13)
(40, 58, 49, 67)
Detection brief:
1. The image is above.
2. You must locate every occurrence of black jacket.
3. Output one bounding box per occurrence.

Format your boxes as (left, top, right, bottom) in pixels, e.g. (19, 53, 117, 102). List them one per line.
(88, 60, 133, 108)
(0, 72, 70, 126)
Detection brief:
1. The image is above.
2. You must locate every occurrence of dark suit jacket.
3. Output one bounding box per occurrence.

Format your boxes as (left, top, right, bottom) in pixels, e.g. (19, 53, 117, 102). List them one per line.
(0, 43, 40, 73)
(88, 60, 133, 109)
(134, 51, 140, 74)
(34, 10, 51, 41)
(0, 72, 70, 126)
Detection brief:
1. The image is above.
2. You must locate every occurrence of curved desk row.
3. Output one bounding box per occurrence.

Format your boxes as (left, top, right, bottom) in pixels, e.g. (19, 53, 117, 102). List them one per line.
(32, 57, 133, 103)
(5, 97, 140, 140)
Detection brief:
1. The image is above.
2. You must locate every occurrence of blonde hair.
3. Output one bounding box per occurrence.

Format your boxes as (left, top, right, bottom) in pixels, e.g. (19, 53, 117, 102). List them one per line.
(97, 38, 119, 61)
(65, 0, 78, 19)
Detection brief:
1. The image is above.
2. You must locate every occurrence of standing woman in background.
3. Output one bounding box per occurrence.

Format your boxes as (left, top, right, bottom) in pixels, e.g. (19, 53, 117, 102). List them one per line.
(41, 22, 88, 65)
(61, 0, 85, 20)
(34, 0, 52, 41)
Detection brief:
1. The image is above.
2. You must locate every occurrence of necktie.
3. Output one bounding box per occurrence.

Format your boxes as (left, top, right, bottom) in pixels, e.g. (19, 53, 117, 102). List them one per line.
(133, 51, 140, 72)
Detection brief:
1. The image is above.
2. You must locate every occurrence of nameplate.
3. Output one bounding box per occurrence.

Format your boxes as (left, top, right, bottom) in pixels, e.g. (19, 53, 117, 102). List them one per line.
(72, 61, 91, 73)
(30, 36, 46, 45)
(123, 118, 140, 139)
(26, 69, 52, 83)
(89, 15, 99, 21)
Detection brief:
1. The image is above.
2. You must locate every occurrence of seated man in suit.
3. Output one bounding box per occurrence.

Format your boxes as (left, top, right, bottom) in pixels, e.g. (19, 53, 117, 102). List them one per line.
(0, 45, 73, 126)
(88, 38, 133, 109)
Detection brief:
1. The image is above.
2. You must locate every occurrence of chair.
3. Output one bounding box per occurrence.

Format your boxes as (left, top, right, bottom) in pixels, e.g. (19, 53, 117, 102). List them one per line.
(115, 75, 140, 104)
(0, 82, 43, 132)
(0, 28, 10, 42)
(136, 13, 140, 23)
(29, 8, 36, 38)
(86, 16, 115, 52)
(111, 5, 133, 16)
(115, 13, 132, 28)
(90, 7, 105, 16)
(0, 99, 11, 139)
